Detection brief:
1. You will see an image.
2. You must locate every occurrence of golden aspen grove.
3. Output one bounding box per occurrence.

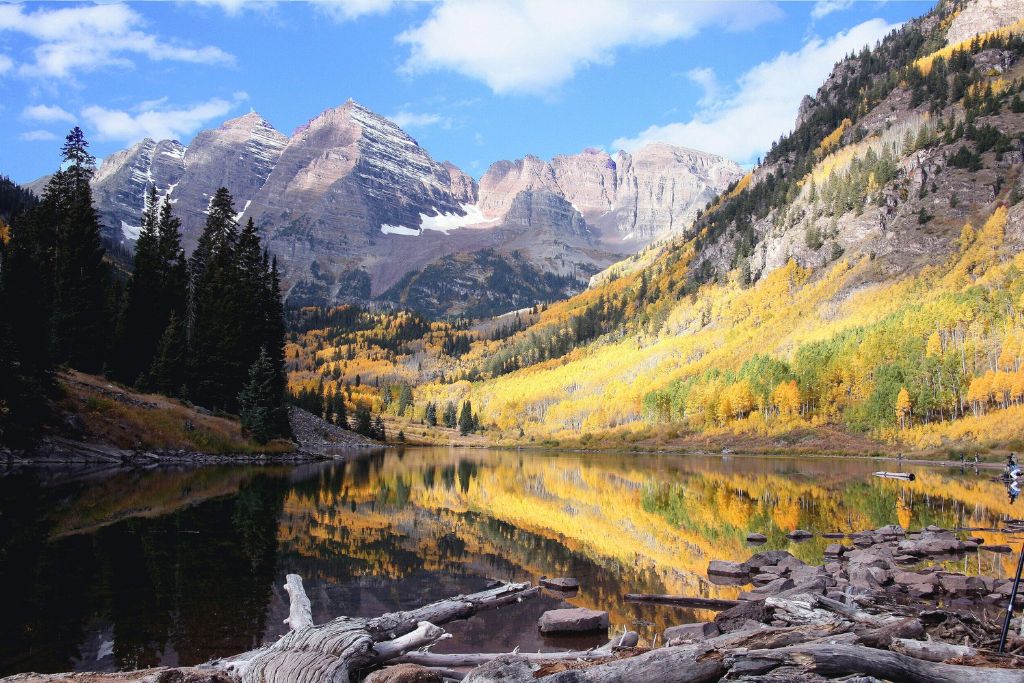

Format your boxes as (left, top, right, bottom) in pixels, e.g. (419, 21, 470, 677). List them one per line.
(287, 8, 1024, 457)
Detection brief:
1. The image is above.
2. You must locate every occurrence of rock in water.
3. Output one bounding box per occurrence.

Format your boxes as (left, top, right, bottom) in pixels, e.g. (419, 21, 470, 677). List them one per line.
(538, 607, 609, 634)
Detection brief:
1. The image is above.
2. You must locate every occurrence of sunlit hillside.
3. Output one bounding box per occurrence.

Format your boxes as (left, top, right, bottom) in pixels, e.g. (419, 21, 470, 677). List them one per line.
(286, 9, 1024, 455)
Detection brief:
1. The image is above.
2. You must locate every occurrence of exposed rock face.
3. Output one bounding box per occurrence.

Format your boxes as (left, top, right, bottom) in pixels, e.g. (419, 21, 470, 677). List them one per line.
(171, 112, 287, 251)
(91, 138, 186, 242)
(479, 144, 742, 248)
(946, 0, 1024, 45)
(82, 99, 740, 315)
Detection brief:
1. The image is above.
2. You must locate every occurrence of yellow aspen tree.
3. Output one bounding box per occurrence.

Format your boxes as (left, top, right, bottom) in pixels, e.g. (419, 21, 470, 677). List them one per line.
(895, 387, 912, 430)
(925, 330, 943, 357)
(772, 380, 801, 418)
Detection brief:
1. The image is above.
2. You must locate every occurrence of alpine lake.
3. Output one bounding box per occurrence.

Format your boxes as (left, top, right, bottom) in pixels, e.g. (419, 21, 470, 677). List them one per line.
(2, 447, 1021, 676)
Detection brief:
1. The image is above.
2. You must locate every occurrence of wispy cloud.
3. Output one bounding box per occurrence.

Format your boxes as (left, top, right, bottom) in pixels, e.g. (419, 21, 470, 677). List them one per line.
(398, 0, 782, 95)
(812, 0, 855, 20)
(389, 110, 451, 129)
(22, 104, 75, 123)
(612, 18, 898, 164)
(19, 129, 57, 142)
(194, 0, 395, 21)
(81, 92, 249, 144)
(0, 54, 12, 75)
(0, 4, 233, 78)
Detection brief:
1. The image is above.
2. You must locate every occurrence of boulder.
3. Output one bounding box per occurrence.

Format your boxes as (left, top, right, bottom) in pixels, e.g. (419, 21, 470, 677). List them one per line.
(752, 572, 782, 586)
(786, 529, 813, 540)
(540, 577, 579, 591)
(824, 544, 846, 558)
(746, 533, 768, 543)
(538, 608, 609, 634)
(708, 560, 748, 579)
(821, 532, 847, 539)
(744, 550, 794, 573)
(364, 664, 443, 683)
(664, 621, 720, 643)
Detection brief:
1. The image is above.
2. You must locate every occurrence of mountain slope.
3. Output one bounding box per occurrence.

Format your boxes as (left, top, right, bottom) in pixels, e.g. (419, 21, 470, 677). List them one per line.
(288, 0, 1024, 453)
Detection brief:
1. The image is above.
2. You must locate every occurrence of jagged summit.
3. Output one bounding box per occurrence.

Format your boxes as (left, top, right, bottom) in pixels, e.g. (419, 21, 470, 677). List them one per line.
(85, 99, 739, 315)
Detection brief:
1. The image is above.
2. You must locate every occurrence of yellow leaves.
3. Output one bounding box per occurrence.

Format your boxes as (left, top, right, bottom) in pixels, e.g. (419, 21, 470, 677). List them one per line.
(914, 18, 1024, 76)
(772, 380, 801, 418)
(895, 387, 911, 429)
(816, 118, 852, 157)
(0, 220, 9, 246)
(925, 331, 943, 358)
(719, 379, 754, 421)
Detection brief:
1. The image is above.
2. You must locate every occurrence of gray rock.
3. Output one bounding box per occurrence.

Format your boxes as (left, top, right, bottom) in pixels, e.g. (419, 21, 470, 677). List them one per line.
(538, 607, 609, 634)
(786, 529, 813, 540)
(540, 577, 579, 591)
(747, 533, 768, 543)
(664, 621, 720, 642)
(463, 656, 536, 683)
(708, 560, 749, 578)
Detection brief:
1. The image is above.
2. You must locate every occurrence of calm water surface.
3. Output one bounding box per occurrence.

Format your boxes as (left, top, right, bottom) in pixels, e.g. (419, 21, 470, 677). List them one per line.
(1, 448, 1021, 675)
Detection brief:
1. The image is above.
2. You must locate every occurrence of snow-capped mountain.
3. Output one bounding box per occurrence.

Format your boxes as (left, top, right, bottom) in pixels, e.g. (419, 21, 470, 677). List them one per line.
(68, 99, 742, 315)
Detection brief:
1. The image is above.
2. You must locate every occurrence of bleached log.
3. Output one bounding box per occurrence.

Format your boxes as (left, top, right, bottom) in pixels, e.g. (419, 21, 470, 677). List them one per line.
(890, 637, 978, 662)
(372, 621, 450, 661)
(283, 574, 313, 631)
(736, 642, 1024, 683)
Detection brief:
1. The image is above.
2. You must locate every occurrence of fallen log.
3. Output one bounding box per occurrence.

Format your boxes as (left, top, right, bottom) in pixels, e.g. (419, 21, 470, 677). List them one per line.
(737, 642, 1024, 683)
(220, 575, 536, 683)
(624, 594, 740, 610)
(395, 632, 641, 668)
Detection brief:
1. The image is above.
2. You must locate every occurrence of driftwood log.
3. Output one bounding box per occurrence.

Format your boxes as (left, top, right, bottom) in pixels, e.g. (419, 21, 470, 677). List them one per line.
(624, 594, 740, 610)
(217, 576, 536, 683)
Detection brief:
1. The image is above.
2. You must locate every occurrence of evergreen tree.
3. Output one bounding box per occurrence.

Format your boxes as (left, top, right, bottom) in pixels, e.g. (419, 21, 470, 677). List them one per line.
(458, 400, 473, 435)
(0, 180, 51, 445)
(49, 127, 110, 372)
(113, 188, 187, 385)
(397, 384, 413, 416)
(373, 415, 386, 441)
(443, 400, 457, 429)
(381, 385, 393, 411)
(354, 402, 373, 437)
(237, 347, 289, 444)
(425, 401, 437, 426)
(332, 390, 348, 429)
(144, 312, 187, 397)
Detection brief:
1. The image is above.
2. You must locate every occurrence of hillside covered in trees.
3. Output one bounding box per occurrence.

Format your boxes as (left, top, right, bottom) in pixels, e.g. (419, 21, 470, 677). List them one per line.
(285, 1, 1024, 455)
(0, 129, 292, 450)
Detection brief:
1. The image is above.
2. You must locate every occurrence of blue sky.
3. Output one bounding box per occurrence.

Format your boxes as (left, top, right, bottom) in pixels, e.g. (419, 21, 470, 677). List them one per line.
(0, 0, 932, 184)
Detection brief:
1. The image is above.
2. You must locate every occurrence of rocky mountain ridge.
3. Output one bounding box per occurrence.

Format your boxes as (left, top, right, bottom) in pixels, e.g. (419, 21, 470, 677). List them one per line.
(51, 100, 740, 316)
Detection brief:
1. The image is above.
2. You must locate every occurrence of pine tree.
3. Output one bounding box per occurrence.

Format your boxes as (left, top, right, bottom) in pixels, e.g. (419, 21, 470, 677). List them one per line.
(188, 187, 244, 410)
(443, 400, 457, 429)
(49, 127, 110, 373)
(459, 400, 473, 436)
(425, 401, 437, 426)
(144, 312, 187, 397)
(373, 415, 386, 441)
(237, 347, 289, 444)
(381, 385, 393, 411)
(333, 390, 348, 429)
(113, 188, 187, 385)
(354, 402, 373, 437)
(397, 384, 413, 416)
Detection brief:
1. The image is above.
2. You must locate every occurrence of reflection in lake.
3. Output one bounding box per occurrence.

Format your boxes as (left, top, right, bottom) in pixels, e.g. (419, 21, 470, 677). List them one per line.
(1, 449, 1021, 675)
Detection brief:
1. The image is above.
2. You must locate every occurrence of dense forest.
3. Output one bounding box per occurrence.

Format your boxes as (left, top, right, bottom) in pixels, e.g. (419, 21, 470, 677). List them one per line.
(0, 129, 290, 446)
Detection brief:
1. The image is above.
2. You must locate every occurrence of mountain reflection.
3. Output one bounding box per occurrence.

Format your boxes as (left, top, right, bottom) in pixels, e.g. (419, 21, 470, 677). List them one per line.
(1, 450, 1020, 676)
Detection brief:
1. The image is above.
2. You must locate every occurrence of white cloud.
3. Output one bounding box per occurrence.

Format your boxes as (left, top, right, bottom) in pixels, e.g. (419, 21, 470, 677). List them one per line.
(81, 92, 249, 143)
(612, 18, 898, 164)
(19, 130, 57, 142)
(194, 0, 394, 20)
(389, 110, 451, 129)
(812, 0, 854, 20)
(397, 0, 782, 95)
(0, 54, 12, 74)
(0, 4, 233, 78)
(316, 0, 396, 21)
(687, 67, 720, 107)
(22, 104, 75, 123)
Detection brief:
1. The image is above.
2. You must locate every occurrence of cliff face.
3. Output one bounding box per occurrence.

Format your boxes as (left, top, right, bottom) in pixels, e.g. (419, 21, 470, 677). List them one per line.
(945, 0, 1024, 45)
